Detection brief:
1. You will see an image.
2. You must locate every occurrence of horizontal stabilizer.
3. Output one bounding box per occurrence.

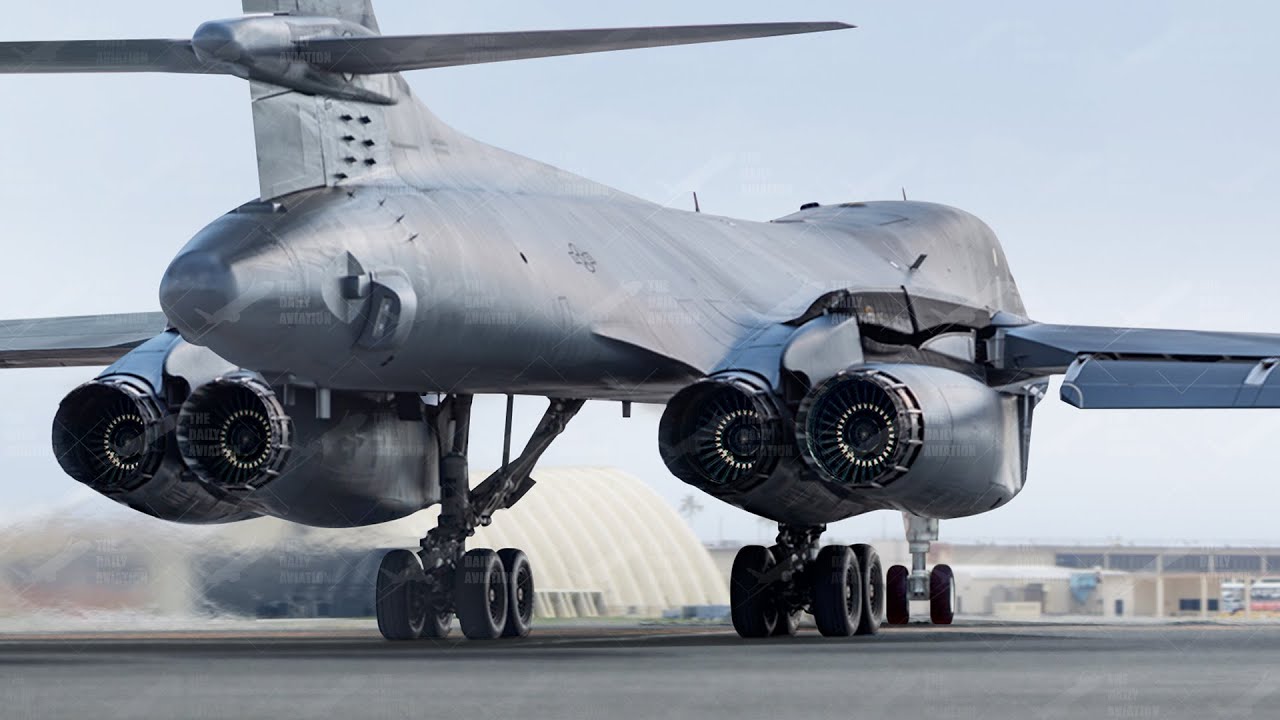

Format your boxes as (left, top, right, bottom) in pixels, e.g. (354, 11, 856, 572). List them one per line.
(0, 39, 212, 74)
(0, 20, 848, 101)
(0, 312, 169, 368)
(301, 22, 854, 74)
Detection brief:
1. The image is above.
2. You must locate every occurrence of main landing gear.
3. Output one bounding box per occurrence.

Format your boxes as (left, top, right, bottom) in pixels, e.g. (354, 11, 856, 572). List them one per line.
(376, 395, 584, 641)
(885, 513, 955, 625)
(730, 524, 886, 638)
(729, 512, 955, 638)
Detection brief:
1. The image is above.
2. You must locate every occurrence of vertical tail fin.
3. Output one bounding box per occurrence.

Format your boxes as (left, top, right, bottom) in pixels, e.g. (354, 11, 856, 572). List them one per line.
(242, 0, 380, 32)
(242, 0, 388, 198)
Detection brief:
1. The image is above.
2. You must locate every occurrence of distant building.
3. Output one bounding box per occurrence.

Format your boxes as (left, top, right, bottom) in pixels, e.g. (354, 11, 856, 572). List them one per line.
(710, 539, 1280, 620)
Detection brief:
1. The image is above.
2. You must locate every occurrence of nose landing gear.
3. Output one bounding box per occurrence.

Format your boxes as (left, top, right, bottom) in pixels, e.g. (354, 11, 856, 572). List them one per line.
(885, 513, 955, 625)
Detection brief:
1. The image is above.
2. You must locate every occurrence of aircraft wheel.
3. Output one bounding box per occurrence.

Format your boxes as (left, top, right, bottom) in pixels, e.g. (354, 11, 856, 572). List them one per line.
(498, 548, 535, 638)
(376, 549, 427, 641)
(419, 574, 454, 639)
(886, 564, 911, 625)
(930, 564, 956, 625)
(772, 609, 800, 636)
(851, 544, 884, 636)
(767, 545, 799, 636)
(811, 545, 863, 637)
(455, 549, 509, 640)
(730, 545, 779, 638)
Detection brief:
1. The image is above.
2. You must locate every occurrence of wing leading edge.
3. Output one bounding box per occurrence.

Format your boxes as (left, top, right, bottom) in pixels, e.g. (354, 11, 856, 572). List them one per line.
(996, 323, 1280, 409)
(0, 312, 169, 369)
(301, 23, 854, 74)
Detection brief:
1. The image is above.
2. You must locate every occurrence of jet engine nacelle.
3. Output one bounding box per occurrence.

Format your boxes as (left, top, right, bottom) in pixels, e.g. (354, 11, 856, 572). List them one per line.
(659, 364, 1031, 525)
(657, 373, 787, 492)
(796, 363, 1027, 517)
(176, 380, 440, 528)
(51, 333, 259, 524)
(658, 372, 859, 524)
(176, 374, 293, 494)
(53, 331, 441, 528)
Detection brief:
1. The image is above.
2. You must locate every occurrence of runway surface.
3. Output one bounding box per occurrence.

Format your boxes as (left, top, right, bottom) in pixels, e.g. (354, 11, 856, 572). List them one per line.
(1, 620, 1276, 720)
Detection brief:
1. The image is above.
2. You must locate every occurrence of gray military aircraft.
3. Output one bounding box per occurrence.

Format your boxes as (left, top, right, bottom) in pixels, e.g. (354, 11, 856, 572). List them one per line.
(4, 0, 1280, 641)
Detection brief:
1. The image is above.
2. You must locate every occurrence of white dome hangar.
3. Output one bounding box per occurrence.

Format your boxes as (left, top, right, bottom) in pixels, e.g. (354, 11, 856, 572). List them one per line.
(207, 466, 730, 617)
(468, 467, 729, 616)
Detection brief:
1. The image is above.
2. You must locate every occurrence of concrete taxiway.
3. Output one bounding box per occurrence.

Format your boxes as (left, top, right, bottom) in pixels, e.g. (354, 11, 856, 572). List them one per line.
(0, 621, 1275, 720)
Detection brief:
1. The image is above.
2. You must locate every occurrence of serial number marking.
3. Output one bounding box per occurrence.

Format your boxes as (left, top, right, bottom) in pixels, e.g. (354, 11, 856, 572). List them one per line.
(567, 243, 598, 273)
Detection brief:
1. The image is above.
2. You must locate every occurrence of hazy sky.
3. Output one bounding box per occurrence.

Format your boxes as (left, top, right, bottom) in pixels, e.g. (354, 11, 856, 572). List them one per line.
(1, 1, 1278, 546)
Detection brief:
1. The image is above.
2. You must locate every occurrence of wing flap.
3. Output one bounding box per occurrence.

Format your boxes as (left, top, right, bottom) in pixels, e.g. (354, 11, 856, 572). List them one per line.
(1001, 323, 1280, 370)
(1061, 356, 1280, 409)
(0, 312, 169, 369)
(997, 323, 1280, 409)
(302, 22, 853, 74)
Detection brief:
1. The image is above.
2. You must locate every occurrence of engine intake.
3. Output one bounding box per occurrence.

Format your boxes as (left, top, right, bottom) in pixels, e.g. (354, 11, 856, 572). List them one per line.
(52, 378, 167, 492)
(658, 375, 784, 489)
(177, 375, 292, 491)
(796, 369, 924, 487)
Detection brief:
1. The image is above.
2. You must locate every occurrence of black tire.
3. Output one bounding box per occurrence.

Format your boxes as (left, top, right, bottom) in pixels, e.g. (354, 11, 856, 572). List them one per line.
(886, 564, 910, 625)
(455, 549, 509, 640)
(768, 545, 798, 637)
(376, 549, 427, 641)
(498, 548, 535, 638)
(930, 563, 956, 625)
(730, 545, 779, 638)
(851, 544, 884, 636)
(810, 545, 863, 637)
(419, 574, 454, 639)
(772, 609, 800, 637)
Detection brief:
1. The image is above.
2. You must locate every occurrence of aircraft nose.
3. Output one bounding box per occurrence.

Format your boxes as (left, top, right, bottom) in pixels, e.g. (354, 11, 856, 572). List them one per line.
(159, 251, 241, 343)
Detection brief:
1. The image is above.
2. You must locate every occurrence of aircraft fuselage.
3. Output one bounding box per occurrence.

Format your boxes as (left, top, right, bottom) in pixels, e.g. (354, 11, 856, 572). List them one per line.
(161, 186, 1027, 402)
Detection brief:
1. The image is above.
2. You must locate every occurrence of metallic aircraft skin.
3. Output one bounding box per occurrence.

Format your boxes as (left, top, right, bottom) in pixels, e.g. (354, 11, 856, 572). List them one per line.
(153, 56, 1025, 405)
(7, 1, 1280, 534)
(149, 80, 1036, 525)
(159, 181, 1026, 402)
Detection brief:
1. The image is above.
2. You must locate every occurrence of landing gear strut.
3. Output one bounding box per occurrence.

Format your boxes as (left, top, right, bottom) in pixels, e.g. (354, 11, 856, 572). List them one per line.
(885, 513, 954, 625)
(730, 523, 885, 639)
(376, 395, 584, 641)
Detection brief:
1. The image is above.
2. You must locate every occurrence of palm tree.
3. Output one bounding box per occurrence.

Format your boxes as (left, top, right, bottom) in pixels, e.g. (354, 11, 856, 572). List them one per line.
(678, 494, 703, 527)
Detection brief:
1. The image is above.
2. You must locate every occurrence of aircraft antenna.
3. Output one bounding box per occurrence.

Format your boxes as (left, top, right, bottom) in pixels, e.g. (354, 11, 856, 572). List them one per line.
(693, 192, 702, 213)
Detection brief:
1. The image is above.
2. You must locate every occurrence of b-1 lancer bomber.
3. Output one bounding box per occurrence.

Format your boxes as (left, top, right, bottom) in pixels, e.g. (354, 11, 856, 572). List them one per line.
(4, 0, 1279, 641)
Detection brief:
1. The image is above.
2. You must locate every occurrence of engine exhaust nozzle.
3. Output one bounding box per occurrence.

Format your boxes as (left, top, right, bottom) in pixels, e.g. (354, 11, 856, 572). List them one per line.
(176, 375, 292, 492)
(52, 379, 167, 492)
(658, 375, 784, 490)
(795, 368, 924, 487)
